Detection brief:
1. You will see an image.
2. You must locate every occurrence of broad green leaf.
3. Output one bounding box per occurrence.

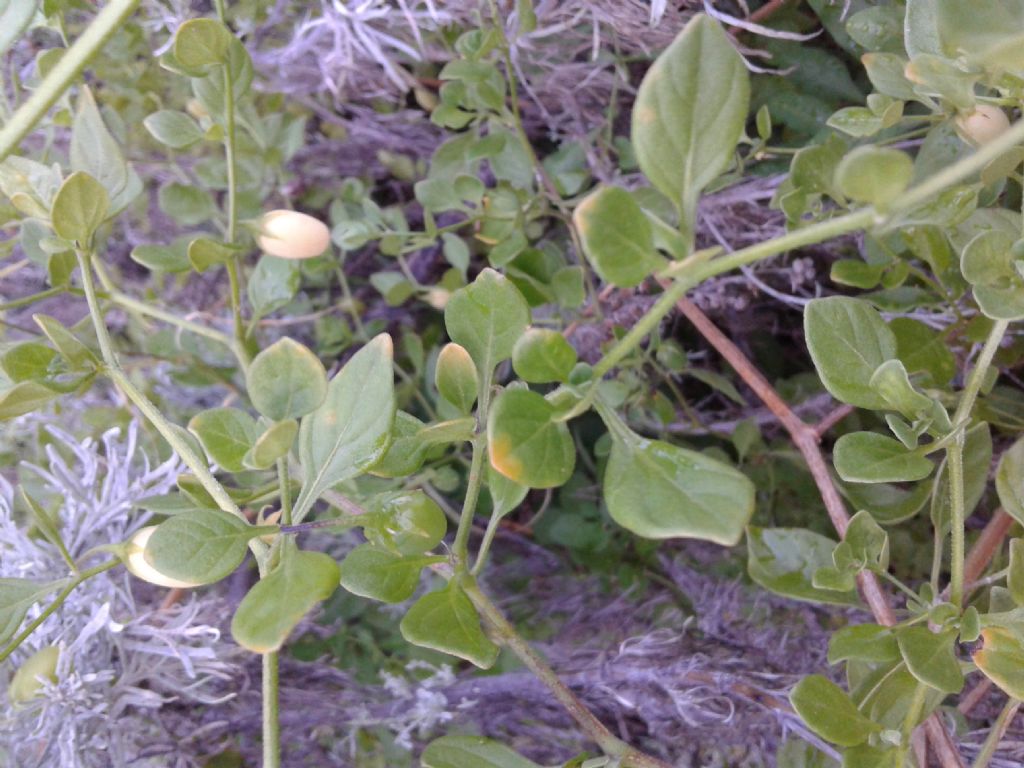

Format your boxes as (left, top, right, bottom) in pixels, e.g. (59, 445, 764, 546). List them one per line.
(896, 626, 963, 694)
(243, 419, 298, 470)
(891, 317, 955, 387)
(370, 411, 429, 478)
(833, 432, 933, 484)
(852, 658, 943, 732)
(247, 338, 327, 421)
(828, 625, 900, 665)
(435, 343, 478, 413)
(972, 627, 1024, 700)
(997, 435, 1024, 525)
(444, 268, 530, 379)
(837, 478, 931, 525)
(573, 185, 666, 287)
(339, 545, 438, 603)
(421, 736, 541, 768)
(0, 578, 65, 643)
(364, 490, 447, 555)
(231, 546, 340, 654)
(400, 582, 499, 669)
(790, 675, 879, 747)
(487, 464, 528, 518)
(158, 183, 216, 226)
(869, 359, 933, 419)
(487, 388, 574, 489)
(188, 407, 259, 473)
(0, 380, 60, 420)
(143, 110, 204, 149)
(248, 255, 299, 319)
(33, 314, 96, 368)
(835, 147, 913, 207)
(145, 509, 265, 586)
(174, 18, 232, 70)
(602, 428, 754, 545)
(51, 171, 109, 245)
(130, 240, 191, 273)
(804, 297, 898, 410)
(747, 527, 860, 606)
(632, 14, 749, 227)
(961, 230, 1024, 321)
(2, 342, 56, 382)
(295, 335, 395, 515)
(511, 328, 577, 384)
(70, 87, 131, 210)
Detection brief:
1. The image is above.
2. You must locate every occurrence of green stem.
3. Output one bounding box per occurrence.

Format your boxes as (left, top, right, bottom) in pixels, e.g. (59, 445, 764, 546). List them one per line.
(453, 369, 492, 566)
(277, 459, 292, 527)
(953, 319, 1009, 425)
(972, 697, 1021, 768)
(463, 581, 672, 768)
(948, 433, 968, 610)
(0, 0, 140, 161)
(106, 289, 236, 348)
(901, 683, 928, 755)
(262, 651, 281, 768)
(0, 286, 64, 311)
(0, 559, 118, 662)
(75, 250, 252, 529)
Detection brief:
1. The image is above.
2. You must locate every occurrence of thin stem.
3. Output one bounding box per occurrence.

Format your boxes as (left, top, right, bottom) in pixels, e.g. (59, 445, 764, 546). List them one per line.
(949, 434, 968, 609)
(972, 698, 1021, 768)
(0, 286, 64, 311)
(0, 559, 118, 663)
(902, 683, 929, 750)
(277, 459, 292, 527)
(106, 290, 235, 347)
(453, 434, 486, 565)
(953, 320, 1009, 425)
(0, 0, 140, 161)
(262, 652, 281, 768)
(463, 581, 672, 768)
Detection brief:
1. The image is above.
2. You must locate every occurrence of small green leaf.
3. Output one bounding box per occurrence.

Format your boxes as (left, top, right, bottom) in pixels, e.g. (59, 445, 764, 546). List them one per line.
(435, 342, 478, 413)
(145, 509, 264, 586)
(997, 436, 1024, 525)
(173, 18, 232, 70)
(247, 338, 327, 421)
(444, 268, 530, 379)
(835, 146, 913, 207)
(231, 546, 340, 654)
(869, 359, 934, 419)
(747, 526, 860, 606)
(51, 171, 109, 244)
(804, 297, 898, 410)
(511, 328, 577, 384)
(972, 627, 1024, 700)
(790, 675, 879, 747)
(158, 183, 216, 227)
(295, 335, 395, 516)
(487, 464, 529, 518)
(248, 255, 299, 319)
(843, 510, 889, 571)
(0, 380, 61, 420)
(2, 342, 56, 382)
(187, 236, 238, 272)
(243, 419, 298, 470)
(897, 626, 963, 694)
(961, 229, 1024, 321)
(0, 578, 65, 643)
(833, 432, 934, 484)
(421, 736, 541, 768)
(603, 426, 754, 545)
(32, 314, 96, 368)
(364, 490, 447, 555)
(828, 625, 900, 665)
(370, 411, 429, 478)
(400, 582, 499, 669)
(487, 388, 574, 489)
(129, 240, 191, 273)
(573, 186, 666, 287)
(338, 545, 439, 603)
(143, 110, 204, 149)
(632, 14, 749, 228)
(71, 87, 132, 211)
(188, 407, 259, 473)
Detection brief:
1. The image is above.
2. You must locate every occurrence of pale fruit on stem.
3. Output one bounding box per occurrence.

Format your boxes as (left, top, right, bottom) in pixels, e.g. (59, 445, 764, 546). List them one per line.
(257, 210, 331, 260)
(956, 105, 1012, 147)
(124, 526, 199, 589)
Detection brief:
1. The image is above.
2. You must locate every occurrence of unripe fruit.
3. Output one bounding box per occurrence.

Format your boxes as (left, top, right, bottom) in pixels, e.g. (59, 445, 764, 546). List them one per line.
(956, 105, 1011, 146)
(435, 342, 478, 413)
(9, 646, 59, 703)
(257, 210, 330, 260)
(124, 526, 199, 589)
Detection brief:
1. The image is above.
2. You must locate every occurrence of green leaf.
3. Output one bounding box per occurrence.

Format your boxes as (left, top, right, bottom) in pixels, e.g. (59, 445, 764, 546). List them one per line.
(444, 268, 530, 379)
(838, 478, 931, 525)
(487, 388, 574, 489)
(130, 240, 191, 273)
(421, 736, 541, 768)
(0, 0, 38, 61)
(632, 14, 749, 227)
(972, 627, 1024, 700)
(243, 419, 298, 471)
(0, 578, 65, 643)
(869, 359, 934, 419)
(400, 582, 499, 669)
(188, 407, 259, 473)
(835, 147, 913, 207)
(187, 236, 238, 272)
(158, 183, 216, 227)
(295, 335, 395, 514)
(145, 509, 264, 586)
(828, 625, 900, 665)
(70, 87, 132, 211)
(833, 432, 934, 484)
(231, 546, 340, 654)
(804, 297, 898, 410)
(248, 255, 300, 319)
(1010, 539, 1024, 606)
(790, 675, 879, 747)
(511, 328, 577, 384)
(602, 426, 754, 545)
(843, 510, 889, 571)
(50, 171, 109, 244)
(997, 436, 1024, 525)
(364, 490, 447, 555)
(961, 229, 1024, 320)
(143, 110, 204, 149)
(2, 342, 56, 382)
(8, 645, 59, 704)
(487, 464, 529, 518)
(33, 314, 96, 368)
(370, 411, 430, 478)
(931, 422, 992, 530)
(247, 338, 327, 421)
(747, 527, 860, 606)
(891, 317, 956, 387)
(173, 17, 232, 71)
(573, 186, 666, 287)
(896, 626, 964, 695)
(0, 380, 60, 420)
(435, 342, 478, 413)
(339, 545, 438, 603)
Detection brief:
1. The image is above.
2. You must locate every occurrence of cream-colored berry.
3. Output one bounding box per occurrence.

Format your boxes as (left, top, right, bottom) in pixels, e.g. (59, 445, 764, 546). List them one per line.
(124, 526, 199, 589)
(257, 209, 331, 260)
(956, 105, 1011, 146)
